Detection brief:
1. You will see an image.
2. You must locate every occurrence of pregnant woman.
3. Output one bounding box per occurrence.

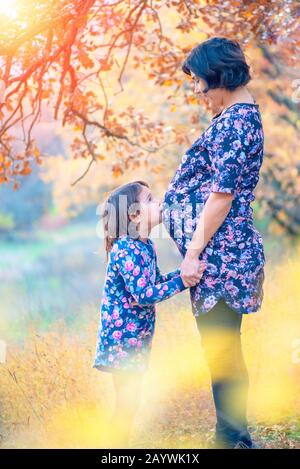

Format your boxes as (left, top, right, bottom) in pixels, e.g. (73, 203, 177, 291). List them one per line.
(162, 37, 266, 449)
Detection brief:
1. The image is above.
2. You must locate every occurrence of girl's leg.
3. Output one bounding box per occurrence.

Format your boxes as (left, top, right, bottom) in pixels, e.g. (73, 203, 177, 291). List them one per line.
(195, 298, 252, 448)
(110, 371, 145, 447)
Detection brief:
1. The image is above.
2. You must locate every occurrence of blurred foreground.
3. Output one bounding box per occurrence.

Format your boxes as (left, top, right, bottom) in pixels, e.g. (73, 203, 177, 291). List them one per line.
(0, 224, 300, 449)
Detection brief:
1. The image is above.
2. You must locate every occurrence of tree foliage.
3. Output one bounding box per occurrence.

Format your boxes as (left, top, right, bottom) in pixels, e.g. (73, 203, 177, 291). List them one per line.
(0, 0, 299, 232)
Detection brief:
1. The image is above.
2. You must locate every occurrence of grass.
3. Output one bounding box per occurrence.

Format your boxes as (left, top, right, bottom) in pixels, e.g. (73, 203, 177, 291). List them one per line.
(0, 224, 300, 448)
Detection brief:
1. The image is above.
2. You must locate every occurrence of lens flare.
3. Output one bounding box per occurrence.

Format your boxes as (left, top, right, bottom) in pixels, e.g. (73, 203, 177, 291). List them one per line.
(0, 0, 18, 19)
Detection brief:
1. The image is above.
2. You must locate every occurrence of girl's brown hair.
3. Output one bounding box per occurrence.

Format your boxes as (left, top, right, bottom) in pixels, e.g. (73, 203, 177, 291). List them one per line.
(100, 180, 150, 260)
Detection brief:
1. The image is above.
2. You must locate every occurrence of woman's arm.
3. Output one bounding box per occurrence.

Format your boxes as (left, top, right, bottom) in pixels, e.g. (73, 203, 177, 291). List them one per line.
(180, 122, 244, 285)
(180, 193, 233, 285)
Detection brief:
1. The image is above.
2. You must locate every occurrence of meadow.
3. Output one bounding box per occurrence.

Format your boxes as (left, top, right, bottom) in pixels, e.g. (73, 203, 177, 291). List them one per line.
(0, 222, 300, 449)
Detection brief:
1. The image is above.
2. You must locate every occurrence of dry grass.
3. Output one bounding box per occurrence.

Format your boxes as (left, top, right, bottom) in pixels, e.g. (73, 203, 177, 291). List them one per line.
(1, 245, 300, 449)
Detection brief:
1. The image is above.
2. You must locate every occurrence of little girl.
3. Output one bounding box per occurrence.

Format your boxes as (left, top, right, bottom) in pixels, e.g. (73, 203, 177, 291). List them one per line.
(93, 180, 206, 447)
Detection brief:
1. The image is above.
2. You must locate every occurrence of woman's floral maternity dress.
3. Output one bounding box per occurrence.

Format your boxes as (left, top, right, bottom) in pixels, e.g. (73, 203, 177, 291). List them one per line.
(162, 102, 266, 315)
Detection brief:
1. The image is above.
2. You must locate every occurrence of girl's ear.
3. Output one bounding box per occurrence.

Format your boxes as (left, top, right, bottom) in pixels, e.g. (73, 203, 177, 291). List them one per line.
(129, 209, 141, 224)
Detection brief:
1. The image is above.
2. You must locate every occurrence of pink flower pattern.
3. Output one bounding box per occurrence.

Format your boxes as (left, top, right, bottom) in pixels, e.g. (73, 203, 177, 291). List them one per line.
(162, 103, 266, 315)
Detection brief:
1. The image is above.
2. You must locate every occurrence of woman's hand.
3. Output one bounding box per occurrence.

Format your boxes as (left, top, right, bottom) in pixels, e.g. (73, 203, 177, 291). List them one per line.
(180, 257, 207, 287)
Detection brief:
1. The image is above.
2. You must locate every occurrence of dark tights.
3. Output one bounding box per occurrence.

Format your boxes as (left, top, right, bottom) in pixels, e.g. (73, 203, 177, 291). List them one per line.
(195, 298, 252, 448)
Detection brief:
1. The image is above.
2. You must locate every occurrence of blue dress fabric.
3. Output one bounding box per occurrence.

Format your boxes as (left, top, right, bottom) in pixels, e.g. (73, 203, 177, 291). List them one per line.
(93, 235, 187, 372)
(162, 103, 266, 315)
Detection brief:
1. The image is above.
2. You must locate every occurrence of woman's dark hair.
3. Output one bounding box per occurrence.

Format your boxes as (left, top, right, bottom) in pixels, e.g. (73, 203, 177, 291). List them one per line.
(100, 180, 149, 259)
(182, 37, 251, 91)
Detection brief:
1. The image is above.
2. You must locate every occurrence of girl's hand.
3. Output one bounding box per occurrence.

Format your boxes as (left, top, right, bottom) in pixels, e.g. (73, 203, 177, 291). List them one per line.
(180, 260, 206, 288)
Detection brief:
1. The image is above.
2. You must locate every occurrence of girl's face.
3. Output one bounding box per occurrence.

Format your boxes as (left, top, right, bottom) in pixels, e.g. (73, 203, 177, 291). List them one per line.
(130, 185, 162, 234)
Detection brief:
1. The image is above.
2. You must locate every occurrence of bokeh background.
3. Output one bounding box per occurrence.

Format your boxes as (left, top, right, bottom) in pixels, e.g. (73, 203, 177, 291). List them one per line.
(0, 0, 300, 449)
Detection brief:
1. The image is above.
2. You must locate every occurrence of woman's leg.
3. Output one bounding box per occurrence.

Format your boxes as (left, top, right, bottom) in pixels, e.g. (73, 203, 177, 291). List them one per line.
(110, 371, 145, 447)
(195, 298, 252, 448)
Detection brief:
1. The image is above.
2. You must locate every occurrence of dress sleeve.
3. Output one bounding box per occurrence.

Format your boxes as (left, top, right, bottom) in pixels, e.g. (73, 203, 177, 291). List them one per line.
(155, 264, 181, 283)
(209, 119, 245, 197)
(115, 245, 187, 306)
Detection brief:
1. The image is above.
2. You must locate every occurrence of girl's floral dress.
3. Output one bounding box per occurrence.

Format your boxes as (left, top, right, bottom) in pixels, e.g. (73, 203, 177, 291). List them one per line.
(162, 102, 266, 315)
(93, 235, 187, 373)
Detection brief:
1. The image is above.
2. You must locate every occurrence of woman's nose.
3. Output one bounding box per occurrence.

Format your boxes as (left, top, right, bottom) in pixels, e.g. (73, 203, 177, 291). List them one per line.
(195, 85, 204, 95)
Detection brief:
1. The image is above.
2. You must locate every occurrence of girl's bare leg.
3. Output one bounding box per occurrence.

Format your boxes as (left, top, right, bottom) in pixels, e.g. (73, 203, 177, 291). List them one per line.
(110, 371, 145, 448)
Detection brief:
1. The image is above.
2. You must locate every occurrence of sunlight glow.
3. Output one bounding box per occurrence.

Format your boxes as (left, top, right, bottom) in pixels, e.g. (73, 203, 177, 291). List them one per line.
(0, 0, 18, 19)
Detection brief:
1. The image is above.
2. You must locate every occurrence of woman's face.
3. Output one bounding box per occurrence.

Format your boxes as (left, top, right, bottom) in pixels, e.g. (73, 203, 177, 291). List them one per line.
(191, 71, 224, 115)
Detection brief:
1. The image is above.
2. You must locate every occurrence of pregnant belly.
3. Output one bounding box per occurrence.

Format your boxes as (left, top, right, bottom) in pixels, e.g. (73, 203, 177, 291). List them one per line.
(162, 197, 265, 267)
(161, 198, 204, 254)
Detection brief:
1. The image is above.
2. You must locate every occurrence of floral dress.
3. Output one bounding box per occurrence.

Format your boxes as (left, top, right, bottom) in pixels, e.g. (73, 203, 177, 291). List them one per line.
(93, 235, 187, 373)
(162, 102, 266, 315)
